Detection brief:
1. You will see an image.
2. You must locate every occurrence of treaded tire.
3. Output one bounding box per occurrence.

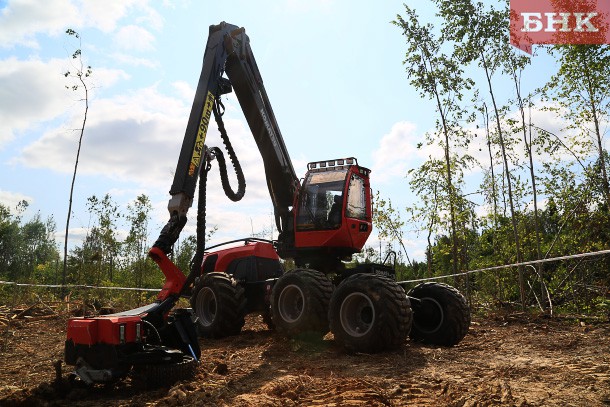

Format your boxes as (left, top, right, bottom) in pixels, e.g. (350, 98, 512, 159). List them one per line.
(329, 274, 412, 353)
(271, 269, 333, 339)
(190, 272, 246, 338)
(132, 355, 197, 388)
(407, 282, 470, 346)
(262, 306, 275, 330)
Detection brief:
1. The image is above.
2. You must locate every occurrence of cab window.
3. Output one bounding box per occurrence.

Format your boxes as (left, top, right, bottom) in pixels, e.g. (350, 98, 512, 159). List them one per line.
(296, 169, 347, 231)
(346, 174, 367, 220)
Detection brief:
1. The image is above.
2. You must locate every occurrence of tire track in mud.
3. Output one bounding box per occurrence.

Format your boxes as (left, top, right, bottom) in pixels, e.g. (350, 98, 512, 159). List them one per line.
(2, 314, 610, 406)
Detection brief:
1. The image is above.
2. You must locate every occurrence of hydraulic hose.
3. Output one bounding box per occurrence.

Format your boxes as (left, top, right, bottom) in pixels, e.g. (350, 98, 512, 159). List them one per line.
(210, 98, 246, 201)
(182, 96, 246, 294)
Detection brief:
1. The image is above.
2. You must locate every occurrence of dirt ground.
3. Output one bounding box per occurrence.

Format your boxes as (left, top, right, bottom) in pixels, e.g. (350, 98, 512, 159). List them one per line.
(1, 311, 609, 407)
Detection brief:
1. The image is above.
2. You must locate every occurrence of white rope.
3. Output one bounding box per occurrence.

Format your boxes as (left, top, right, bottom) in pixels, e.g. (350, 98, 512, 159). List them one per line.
(2, 248, 610, 290)
(397, 248, 610, 285)
(0, 280, 160, 292)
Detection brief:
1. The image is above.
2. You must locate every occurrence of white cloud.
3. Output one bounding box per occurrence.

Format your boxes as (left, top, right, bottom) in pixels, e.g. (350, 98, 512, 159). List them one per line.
(0, 0, 79, 48)
(0, 57, 72, 148)
(16, 85, 185, 182)
(474, 202, 491, 220)
(74, 0, 149, 32)
(0, 57, 129, 150)
(0, 0, 161, 49)
(15, 87, 271, 201)
(172, 80, 194, 102)
(410, 248, 427, 263)
(110, 53, 158, 68)
(114, 25, 155, 51)
(133, 3, 164, 30)
(371, 121, 422, 183)
(7, 81, 274, 246)
(394, 100, 588, 186)
(89, 67, 131, 90)
(0, 189, 33, 209)
(463, 100, 583, 173)
(55, 227, 91, 244)
(525, 197, 548, 213)
(80, 0, 159, 33)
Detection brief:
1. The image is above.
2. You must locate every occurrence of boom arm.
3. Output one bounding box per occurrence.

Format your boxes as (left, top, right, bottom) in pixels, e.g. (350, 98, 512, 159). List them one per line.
(154, 22, 299, 254)
(223, 25, 299, 235)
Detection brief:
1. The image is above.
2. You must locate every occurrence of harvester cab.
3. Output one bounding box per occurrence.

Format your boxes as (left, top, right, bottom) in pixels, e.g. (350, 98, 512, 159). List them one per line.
(293, 158, 372, 260)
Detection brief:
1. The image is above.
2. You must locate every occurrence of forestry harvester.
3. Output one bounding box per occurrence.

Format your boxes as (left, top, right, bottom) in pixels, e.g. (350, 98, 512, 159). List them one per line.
(64, 22, 471, 386)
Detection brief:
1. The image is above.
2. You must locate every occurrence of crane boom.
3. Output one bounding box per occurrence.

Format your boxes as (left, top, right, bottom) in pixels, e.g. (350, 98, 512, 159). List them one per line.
(155, 22, 299, 253)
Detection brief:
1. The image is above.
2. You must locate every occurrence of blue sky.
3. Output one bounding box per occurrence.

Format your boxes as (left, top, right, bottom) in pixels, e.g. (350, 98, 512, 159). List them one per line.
(0, 0, 562, 262)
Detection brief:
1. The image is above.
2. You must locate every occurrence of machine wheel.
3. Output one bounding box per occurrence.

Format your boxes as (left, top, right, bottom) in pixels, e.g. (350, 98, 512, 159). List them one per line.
(132, 354, 197, 388)
(262, 306, 275, 330)
(407, 282, 470, 346)
(329, 274, 412, 353)
(190, 272, 246, 338)
(271, 269, 333, 339)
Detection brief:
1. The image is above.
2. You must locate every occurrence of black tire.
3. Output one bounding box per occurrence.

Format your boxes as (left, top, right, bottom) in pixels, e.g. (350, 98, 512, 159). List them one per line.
(190, 272, 246, 338)
(132, 355, 197, 388)
(262, 306, 275, 330)
(271, 269, 333, 339)
(329, 274, 412, 353)
(407, 282, 470, 346)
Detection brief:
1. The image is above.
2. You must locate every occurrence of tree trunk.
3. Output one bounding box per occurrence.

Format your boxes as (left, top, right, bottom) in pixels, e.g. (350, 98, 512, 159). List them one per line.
(435, 88, 461, 286)
(426, 184, 439, 277)
(583, 64, 610, 208)
(513, 69, 544, 306)
(418, 41, 461, 285)
(484, 104, 499, 228)
(62, 62, 89, 291)
(481, 51, 526, 309)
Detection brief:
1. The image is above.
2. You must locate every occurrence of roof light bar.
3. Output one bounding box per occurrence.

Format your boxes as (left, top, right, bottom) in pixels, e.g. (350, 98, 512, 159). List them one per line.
(307, 157, 358, 171)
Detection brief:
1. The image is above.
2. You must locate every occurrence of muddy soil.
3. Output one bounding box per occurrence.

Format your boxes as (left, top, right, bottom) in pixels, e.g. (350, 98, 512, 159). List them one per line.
(1, 312, 609, 406)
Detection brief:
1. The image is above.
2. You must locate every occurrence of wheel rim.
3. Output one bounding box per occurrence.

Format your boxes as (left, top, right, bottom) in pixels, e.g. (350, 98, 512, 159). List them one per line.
(196, 287, 217, 327)
(339, 292, 375, 337)
(414, 296, 444, 334)
(278, 284, 305, 323)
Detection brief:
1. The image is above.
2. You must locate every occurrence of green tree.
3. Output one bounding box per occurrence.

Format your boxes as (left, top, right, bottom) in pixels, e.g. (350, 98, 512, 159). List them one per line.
(373, 192, 412, 267)
(0, 203, 25, 281)
(20, 212, 58, 281)
(435, 0, 528, 307)
(542, 44, 610, 209)
(85, 194, 119, 285)
(394, 5, 475, 283)
(0, 202, 59, 283)
(173, 225, 218, 275)
(124, 194, 153, 288)
(174, 235, 198, 274)
(405, 159, 444, 276)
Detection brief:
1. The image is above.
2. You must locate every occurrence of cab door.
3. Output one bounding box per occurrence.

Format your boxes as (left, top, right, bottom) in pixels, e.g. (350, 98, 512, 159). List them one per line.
(343, 170, 372, 250)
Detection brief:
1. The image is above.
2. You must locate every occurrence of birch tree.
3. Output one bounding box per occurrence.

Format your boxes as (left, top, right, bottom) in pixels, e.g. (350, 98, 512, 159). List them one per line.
(394, 5, 475, 281)
(62, 29, 92, 290)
